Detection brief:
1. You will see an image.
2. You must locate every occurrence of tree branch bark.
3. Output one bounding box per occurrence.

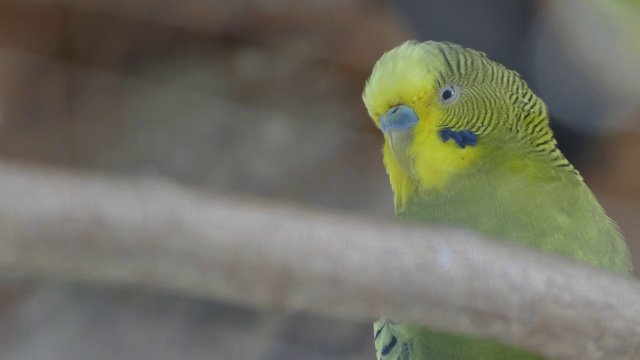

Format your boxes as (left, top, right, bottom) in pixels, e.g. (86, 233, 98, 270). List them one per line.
(0, 163, 638, 359)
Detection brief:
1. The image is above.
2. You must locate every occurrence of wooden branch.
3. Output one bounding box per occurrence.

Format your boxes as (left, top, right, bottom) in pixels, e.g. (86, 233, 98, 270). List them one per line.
(0, 163, 638, 359)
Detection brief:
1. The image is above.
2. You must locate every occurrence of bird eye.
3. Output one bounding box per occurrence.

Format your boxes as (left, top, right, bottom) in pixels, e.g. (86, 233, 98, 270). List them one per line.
(439, 84, 460, 104)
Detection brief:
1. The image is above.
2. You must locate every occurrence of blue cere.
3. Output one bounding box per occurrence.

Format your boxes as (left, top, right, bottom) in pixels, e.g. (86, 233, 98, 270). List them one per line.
(439, 128, 477, 148)
(379, 105, 419, 134)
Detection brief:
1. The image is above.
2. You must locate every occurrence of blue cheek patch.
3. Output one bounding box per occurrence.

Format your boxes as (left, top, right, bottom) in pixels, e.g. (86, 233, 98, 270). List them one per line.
(439, 128, 478, 148)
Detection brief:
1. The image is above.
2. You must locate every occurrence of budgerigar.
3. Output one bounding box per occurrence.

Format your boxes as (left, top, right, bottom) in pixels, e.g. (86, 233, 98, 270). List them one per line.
(362, 41, 632, 360)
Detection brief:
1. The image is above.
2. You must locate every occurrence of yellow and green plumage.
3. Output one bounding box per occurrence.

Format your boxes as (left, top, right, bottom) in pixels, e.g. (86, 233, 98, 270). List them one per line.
(363, 41, 632, 359)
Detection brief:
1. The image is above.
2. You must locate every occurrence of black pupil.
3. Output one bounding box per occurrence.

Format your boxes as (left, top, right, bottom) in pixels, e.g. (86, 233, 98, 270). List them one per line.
(442, 87, 454, 100)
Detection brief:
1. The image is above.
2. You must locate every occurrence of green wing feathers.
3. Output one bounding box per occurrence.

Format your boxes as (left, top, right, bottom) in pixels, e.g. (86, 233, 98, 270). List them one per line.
(375, 320, 544, 360)
(399, 143, 632, 274)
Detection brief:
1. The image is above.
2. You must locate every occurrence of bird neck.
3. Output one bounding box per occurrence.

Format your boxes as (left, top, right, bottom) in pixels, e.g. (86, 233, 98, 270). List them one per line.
(386, 131, 579, 213)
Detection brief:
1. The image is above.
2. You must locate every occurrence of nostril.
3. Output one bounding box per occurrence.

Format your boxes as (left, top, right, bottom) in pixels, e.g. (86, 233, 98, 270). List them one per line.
(390, 106, 399, 114)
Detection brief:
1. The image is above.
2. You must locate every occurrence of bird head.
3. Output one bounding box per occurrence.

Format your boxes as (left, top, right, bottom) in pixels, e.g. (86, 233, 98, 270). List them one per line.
(363, 41, 554, 210)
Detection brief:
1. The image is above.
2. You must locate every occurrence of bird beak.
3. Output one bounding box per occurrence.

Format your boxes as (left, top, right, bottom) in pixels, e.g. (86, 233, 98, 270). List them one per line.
(379, 105, 419, 178)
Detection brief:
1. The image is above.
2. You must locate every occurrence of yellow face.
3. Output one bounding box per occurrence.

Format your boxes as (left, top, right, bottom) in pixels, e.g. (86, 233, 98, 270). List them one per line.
(363, 41, 480, 209)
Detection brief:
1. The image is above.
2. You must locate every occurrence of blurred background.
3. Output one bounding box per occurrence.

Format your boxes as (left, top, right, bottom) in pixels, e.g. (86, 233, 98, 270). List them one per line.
(0, 0, 638, 359)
